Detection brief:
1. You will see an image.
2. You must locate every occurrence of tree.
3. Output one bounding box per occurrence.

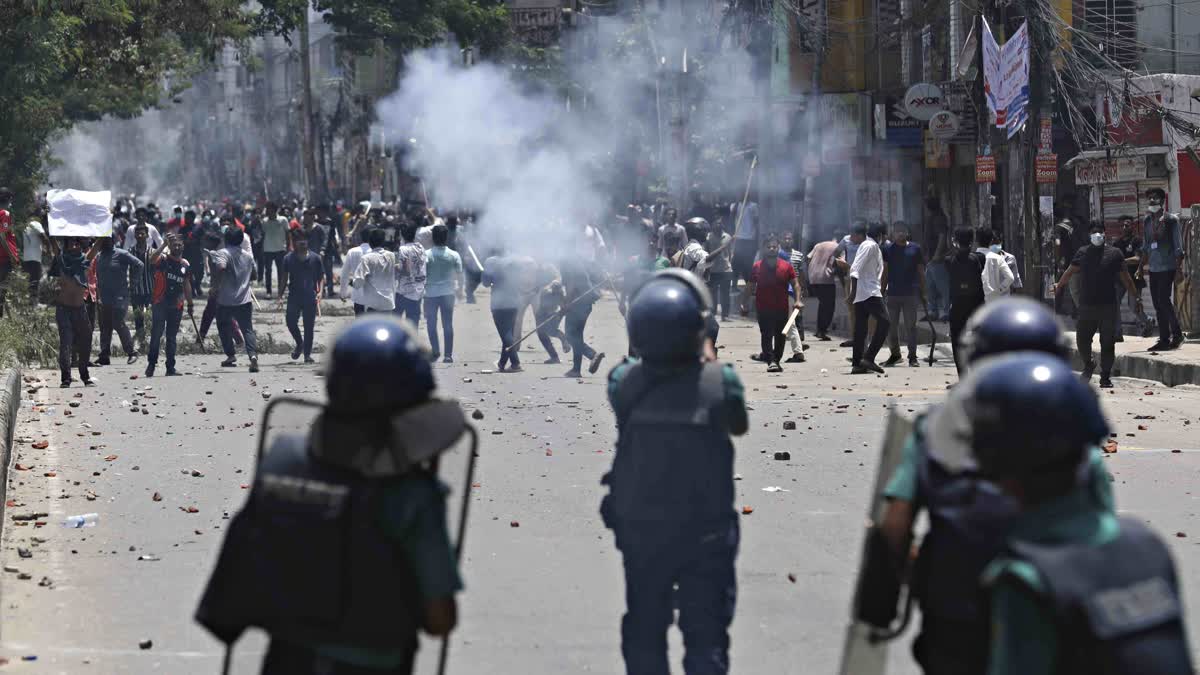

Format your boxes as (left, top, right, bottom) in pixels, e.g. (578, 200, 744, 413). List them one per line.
(0, 0, 256, 211)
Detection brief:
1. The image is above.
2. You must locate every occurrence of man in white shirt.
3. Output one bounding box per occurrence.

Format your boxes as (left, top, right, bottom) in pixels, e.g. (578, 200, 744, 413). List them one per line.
(849, 222, 892, 374)
(125, 219, 163, 251)
(976, 228, 1015, 302)
(349, 228, 397, 312)
(22, 210, 48, 303)
(339, 226, 372, 315)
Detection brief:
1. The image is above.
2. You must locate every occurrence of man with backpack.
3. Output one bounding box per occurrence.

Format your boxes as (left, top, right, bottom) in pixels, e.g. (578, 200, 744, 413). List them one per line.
(946, 227, 987, 373)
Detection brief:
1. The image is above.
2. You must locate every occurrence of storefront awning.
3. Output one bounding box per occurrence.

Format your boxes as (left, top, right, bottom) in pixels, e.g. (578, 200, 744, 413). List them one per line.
(1065, 145, 1171, 167)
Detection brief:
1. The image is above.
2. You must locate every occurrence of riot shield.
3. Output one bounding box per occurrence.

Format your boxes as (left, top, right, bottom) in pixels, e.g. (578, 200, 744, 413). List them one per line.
(837, 407, 915, 675)
(254, 396, 479, 675)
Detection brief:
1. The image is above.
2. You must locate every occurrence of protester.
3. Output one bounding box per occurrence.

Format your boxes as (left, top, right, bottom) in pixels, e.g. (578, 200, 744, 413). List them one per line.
(279, 230, 323, 364)
(127, 223, 155, 351)
(22, 207, 48, 304)
(922, 197, 951, 321)
(834, 222, 866, 347)
(946, 227, 987, 373)
(351, 228, 398, 314)
(92, 235, 143, 365)
(977, 228, 1014, 303)
(703, 215, 734, 320)
(0, 189, 19, 317)
(560, 250, 606, 378)
(747, 234, 800, 372)
(208, 228, 259, 372)
(881, 223, 925, 367)
(144, 234, 192, 377)
(124, 216, 163, 251)
(424, 223, 462, 363)
(180, 210, 207, 297)
(339, 226, 372, 316)
(849, 222, 890, 374)
(995, 232, 1022, 292)
(677, 218, 708, 271)
(778, 232, 808, 363)
(657, 207, 686, 261)
(482, 252, 523, 372)
(807, 232, 840, 341)
(260, 202, 290, 298)
(535, 277, 570, 364)
(1140, 187, 1185, 351)
(1113, 216, 1151, 338)
(1052, 223, 1140, 388)
(318, 216, 338, 292)
(731, 200, 760, 316)
(457, 215, 483, 304)
(395, 222, 426, 325)
(48, 238, 95, 387)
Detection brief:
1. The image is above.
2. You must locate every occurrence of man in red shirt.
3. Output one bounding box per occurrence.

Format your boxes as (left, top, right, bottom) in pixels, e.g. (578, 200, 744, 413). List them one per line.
(0, 188, 22, 317)
(748, 234, 803, 372)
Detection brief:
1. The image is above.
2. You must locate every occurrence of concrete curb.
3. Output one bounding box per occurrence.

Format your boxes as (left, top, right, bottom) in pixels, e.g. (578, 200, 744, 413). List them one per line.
(0, 369, 24, 531)
(1065, 345, 1200, 387)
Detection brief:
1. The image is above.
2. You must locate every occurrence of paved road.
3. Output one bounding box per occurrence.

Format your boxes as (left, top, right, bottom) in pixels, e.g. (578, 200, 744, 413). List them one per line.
(2, 290, 1200, 673)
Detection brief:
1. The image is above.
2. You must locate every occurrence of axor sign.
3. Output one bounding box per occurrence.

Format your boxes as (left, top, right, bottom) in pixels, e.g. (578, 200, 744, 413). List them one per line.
(903, 83, 944, 121)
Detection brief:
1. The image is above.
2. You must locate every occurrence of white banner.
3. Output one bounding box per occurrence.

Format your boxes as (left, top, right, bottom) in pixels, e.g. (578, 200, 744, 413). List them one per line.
(47, 189, 112, 238)
(982, 19, 1030, 139)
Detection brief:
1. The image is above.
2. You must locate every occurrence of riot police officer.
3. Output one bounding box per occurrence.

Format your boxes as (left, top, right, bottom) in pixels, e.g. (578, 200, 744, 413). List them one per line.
(196, 316, 468, 674)
(965, 353, 1192, 674)
(871, 297, 1114, 674)
(601, 269, 748, 675)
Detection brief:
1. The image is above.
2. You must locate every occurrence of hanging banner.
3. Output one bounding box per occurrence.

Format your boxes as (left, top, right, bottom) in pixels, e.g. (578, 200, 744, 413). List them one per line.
(981, 19, 1030, 139)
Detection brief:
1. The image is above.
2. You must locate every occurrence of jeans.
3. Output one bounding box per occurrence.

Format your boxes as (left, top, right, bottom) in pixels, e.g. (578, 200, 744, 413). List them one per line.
(886, 294, 920, 359)
(323, 251, 336, 291)
(396, 295, 422, 326)
(924, 262, 950, 318)
(261, 251, 286, 295)
(1077, 304, 1117, 377)
(756, 308, 787, 364)
(131, 298, 150, 348)
(424, 294, 455, 357)
(492, 308, 520, 369)
(98, 301, 135, 360)
(285, 298, 317, 358)
(252, 242, 264, 281)
(810, 284, 836, 335)
(353, 303, 364, 316)
(55, 305, 92, 384)
(217, 303, 257, 359)
(707, 272, 734, 320)
(616, 519, 739, 675)
(949, 298, 984, 374)
(536, 308, 567, 360)
(147, 304, 183, 371)
(566, 304, 597, 372)
(1148, 271, 1181, 342)
(853, 297, 891, 365)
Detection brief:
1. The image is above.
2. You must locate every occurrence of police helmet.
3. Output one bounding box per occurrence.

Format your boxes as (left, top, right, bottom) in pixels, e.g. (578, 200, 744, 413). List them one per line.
(627, 269, 712, 362)
(959, 297, 1069, 366)
(963, 352, 1110, 479)
(326, 317, 434, 414)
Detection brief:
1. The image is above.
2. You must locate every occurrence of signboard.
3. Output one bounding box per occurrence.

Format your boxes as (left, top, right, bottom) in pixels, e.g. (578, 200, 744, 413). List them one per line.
(881, 94, 923, 147)
(1035, 153, 1058, 184)
(47, 189, 112, 238)
(903, 83, 944, 121)
(941, 81, 979, 144)
(976, 155, 996, 183)
(929, 111, 961, 140)
(1039, 116, 1053, 153)
(982, 19, 1031, 138)
(1074, 156, 1147, 185)
(924, 132, 952, 168)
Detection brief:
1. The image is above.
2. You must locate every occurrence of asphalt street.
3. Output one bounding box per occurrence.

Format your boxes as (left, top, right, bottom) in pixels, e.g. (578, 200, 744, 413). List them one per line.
(2, 290, 1200, 674)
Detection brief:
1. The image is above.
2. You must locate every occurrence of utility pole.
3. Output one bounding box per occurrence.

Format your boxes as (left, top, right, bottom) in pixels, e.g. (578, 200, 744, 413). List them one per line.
(800, 0, 825, 250)
(299, 6, 320, 205)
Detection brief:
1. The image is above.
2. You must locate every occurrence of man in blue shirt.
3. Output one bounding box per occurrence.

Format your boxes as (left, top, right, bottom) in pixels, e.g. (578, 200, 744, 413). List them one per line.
(279, 230, 324, 364)
(882, 223, 925, 367)
(423, 224, 463, 364)
(92, 236, 144, 365)
(1139, 188, 1185, 350)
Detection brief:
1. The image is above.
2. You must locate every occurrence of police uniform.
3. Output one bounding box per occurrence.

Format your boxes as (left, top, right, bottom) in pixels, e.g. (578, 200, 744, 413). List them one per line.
(603, 358, 747, 675)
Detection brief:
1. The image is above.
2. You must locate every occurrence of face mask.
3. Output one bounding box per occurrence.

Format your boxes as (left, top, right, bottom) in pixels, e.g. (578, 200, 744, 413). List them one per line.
(1148, 204, 1162, 214)
(1090, 233, 1105, 246)
(989, 244, 1002, 254)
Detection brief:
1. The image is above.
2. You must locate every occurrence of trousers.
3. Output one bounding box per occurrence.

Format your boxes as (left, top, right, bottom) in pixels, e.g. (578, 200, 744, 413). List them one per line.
(98, 301, 135, 360)
(395, 295, 421, 326)
(706, 272, 734, 320)
(147, 304, 183, 371)
(55, 305, 92, 384)
(492, 308, 520, 369)
(261, 639, 414, 675)
(424, 294, 455, 357)
(536, 308, 566, 360)
(261, 251, 286, 295)
(1148, 271, 1181, 342)
(566, 304, 597, 372)
(810, 284, 836, 335)
(217, 303, 257, 359)
(1077, 304, 1117, 377)
(286, 298, 317, 358)
(615, 519, 739, 675)
(853, 297, 891, 365)
(756, 309, 787, 364)
(886, 294, 920, 359)
(924, 262, 950, 318)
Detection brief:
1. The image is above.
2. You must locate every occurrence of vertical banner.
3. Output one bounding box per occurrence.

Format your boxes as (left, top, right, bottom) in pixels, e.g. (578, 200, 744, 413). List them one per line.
(1000, 22, 1030, 138)
(982, 19, 1002, 126)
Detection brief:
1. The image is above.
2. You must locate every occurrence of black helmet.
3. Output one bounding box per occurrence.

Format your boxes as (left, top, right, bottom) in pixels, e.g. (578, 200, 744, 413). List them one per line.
(326, 317, 434, 414)
(959, 297, 1069, 366)
(627, 269, 711, 363)
(964, 352, 1110, 479)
